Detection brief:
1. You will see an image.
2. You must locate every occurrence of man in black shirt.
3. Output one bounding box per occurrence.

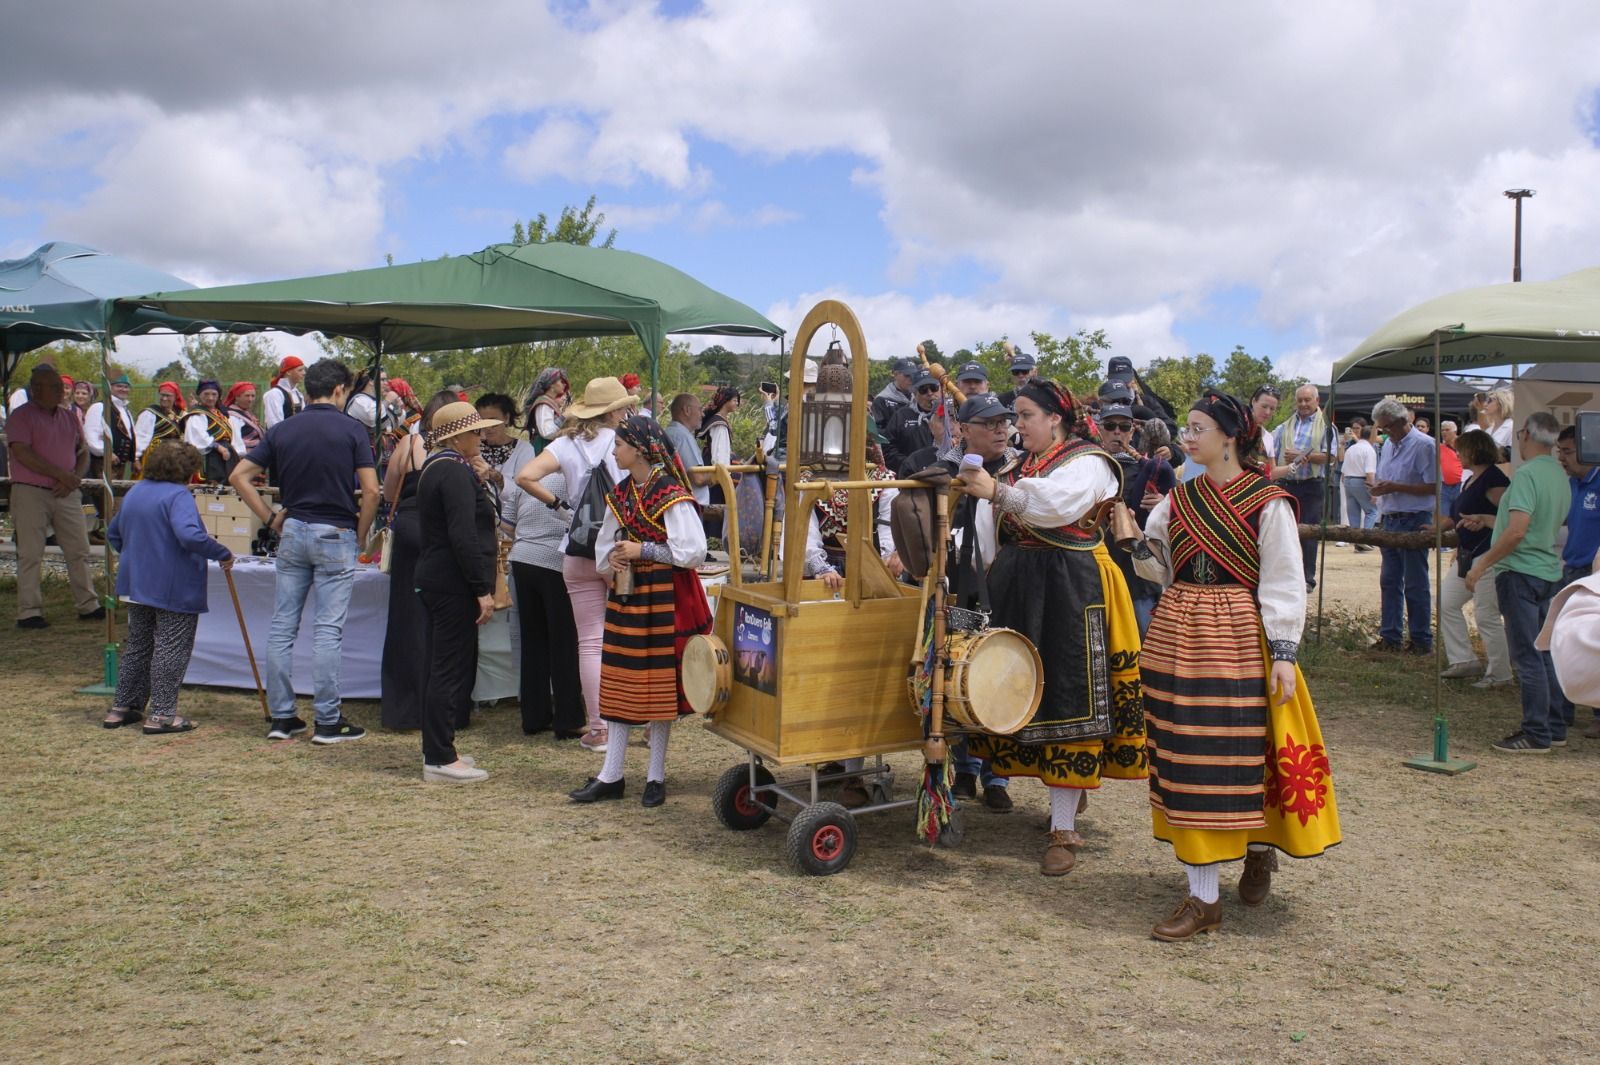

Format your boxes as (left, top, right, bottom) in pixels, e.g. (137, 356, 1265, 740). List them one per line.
(232, 358, 380, 745)
(998, 351, 1037, 408)
(871, 358, 916, 437)
(884, 368, 943, 473)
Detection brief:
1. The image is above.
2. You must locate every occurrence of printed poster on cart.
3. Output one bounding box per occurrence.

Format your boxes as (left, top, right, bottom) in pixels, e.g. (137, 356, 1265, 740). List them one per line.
(732, 602, 778, 695)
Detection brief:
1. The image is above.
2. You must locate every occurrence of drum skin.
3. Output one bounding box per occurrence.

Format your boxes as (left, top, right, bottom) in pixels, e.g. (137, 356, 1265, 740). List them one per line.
(943, 628, 1042, 735)
(683, 633, 733, 715)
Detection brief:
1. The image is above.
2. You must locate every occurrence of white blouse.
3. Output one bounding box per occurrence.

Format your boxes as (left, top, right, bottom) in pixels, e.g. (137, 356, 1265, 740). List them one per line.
(595, 494, 707, 575)
(1134, 492, 1305, 646)
(533, 401, 562, 441)
(974, 453, 1120, 566)
(803, 488, 899, 576)
(705, 422, 732, 467)
(262, 383, 304, 428)
(182, 410, 229, 454)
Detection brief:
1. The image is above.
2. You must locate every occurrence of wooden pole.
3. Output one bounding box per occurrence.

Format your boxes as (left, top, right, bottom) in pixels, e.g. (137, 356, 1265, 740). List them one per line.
(225, 565, 271, 722)
(924, 483, 952, 768)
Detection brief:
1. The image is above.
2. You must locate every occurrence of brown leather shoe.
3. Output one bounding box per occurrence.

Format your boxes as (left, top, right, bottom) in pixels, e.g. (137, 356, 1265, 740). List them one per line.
(1151, 896, 1223, 942)
(1040, 829, 1083, 876)
(839, 778, 871, 809)
(1239, 849, 1278, 906)
(983, 785, 1013, 813)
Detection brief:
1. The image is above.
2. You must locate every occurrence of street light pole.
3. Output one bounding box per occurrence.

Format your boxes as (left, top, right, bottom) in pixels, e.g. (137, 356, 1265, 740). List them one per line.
(1503, 188, 1535, 281)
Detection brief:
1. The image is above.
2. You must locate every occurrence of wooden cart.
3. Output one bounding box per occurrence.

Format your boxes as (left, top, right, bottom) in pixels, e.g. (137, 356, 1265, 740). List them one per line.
(695, 300, 934, 875)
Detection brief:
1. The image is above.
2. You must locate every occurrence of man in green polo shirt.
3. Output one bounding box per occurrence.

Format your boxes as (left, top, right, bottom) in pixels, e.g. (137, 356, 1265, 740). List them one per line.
(1466, 411, 1572, 753)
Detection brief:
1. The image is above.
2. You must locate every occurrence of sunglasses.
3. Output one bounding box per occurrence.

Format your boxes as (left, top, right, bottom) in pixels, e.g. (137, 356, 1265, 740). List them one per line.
(1101, 421, 1135, 432)
(916, 385, 940, 395)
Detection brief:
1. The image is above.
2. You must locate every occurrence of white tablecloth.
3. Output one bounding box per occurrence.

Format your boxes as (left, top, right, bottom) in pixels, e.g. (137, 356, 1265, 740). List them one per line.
(185, 557, 517, 700)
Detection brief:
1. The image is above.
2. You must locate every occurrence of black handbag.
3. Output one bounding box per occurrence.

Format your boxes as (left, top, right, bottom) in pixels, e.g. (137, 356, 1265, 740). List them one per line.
(564, 442, 615, 560)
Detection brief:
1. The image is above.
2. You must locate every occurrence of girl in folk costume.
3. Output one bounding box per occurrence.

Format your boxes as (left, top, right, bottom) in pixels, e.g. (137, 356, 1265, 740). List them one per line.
(526, 367, 570, 455)
(182, 379, 236, 484)
(568, 415, 712, 809)
(225, 382, 265, 455)
(134, 382, 186, 475)
(1133, 390, 1340, 942)
(962, 380, 1148, 877)
(697, 385, 740, 537)
(263, 356, 306, 428)
(386, 378, 424, 442)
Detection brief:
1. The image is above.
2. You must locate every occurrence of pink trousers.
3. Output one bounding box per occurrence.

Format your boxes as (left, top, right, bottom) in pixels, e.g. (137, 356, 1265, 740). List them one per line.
(563, 554, 611, 733)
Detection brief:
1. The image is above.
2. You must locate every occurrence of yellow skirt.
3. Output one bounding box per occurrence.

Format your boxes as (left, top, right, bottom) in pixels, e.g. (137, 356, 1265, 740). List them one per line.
(970, 544, 1148, 788)
(1152, 641, 1342, 865)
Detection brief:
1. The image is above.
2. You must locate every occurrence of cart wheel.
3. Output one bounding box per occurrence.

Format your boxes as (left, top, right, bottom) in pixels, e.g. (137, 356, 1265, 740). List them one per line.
(786, 802, 857, 876)
(712, 763, 777, 831)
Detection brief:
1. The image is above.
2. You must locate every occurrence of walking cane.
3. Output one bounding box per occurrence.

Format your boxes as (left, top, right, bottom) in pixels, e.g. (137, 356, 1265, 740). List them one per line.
(224, 565, 270, 722)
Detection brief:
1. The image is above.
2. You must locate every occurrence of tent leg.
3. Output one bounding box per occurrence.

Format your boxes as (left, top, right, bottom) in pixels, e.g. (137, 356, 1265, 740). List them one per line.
(77, 333, 120, 697)
(1403, 329, 1474, 775)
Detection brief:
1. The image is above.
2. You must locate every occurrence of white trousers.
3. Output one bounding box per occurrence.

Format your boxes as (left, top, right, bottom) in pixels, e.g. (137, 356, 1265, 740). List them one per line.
(1439, 551, 1512, 681)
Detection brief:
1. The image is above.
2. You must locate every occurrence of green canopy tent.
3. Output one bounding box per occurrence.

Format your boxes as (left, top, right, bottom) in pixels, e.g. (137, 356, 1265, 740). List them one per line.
(1331, 265, 1600, 775)
(109, 241, 786, 406)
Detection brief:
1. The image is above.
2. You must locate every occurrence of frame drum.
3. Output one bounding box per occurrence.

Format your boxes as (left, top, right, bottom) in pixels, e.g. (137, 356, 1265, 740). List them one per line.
(682, 633, 732, 715)
(943, 628, 1042, 735)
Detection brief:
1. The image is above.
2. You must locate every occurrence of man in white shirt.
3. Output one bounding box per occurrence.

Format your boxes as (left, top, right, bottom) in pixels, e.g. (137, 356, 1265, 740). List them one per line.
(1341, 424, 1379, 550)
(263, 356, 306, 428)
(84, 374, 137, 479)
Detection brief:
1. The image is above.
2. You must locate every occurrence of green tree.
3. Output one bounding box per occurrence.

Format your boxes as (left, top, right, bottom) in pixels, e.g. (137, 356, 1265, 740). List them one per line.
(696, 344, 740, 384)
(966, 329, 1108, 395)
(7, 340, 136, 392)
(1218, 345, 1275, 401)
(179, 334, 281, 389)
(918, 339, 942, 363)
(1141, 353, 1218, 410)
(511, 195, 616, 249)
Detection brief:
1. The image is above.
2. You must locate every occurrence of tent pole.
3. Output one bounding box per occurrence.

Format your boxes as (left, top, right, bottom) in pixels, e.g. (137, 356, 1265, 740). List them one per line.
(1315, 379, 1336, 644)
(1404, 329, 1475, 775)
(76, 332, 120, 696)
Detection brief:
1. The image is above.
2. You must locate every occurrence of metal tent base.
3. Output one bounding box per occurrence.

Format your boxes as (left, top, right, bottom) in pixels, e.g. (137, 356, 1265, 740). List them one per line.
(1402, 716, 1476, 775)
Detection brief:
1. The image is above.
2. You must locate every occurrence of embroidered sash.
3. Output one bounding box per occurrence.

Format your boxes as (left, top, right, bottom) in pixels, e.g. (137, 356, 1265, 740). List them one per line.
(1167, 471, 1297, 589)
(145, 406, 183, 445)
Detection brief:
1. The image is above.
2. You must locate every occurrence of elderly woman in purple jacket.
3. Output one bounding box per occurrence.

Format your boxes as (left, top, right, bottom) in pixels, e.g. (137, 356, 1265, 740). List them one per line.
(102, 441, 234, 734)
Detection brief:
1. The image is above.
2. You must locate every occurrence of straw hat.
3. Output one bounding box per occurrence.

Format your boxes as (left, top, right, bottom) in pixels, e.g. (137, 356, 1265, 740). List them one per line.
(566, 376, 639, 419)
(428, 401, 501, 445)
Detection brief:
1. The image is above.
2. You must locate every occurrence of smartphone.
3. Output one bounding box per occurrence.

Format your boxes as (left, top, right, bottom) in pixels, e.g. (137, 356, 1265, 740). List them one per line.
(760, 381, 777, 396)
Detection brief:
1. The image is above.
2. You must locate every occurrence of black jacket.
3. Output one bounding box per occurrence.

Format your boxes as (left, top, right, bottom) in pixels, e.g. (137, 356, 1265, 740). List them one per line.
(884, 402, 935, 473)
(415, 455, 497, 597)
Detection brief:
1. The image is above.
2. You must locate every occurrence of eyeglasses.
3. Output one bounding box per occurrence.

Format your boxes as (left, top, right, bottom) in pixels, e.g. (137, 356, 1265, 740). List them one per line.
(1179, 425, 1222, 440)
(966, 418, 1012, 432)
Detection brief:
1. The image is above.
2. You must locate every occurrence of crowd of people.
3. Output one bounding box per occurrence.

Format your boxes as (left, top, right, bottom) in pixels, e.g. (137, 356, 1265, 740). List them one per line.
(7, 344, 1599, 938)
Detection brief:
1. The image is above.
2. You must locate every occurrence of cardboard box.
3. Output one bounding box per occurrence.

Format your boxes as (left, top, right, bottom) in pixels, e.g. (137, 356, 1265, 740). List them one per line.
(214, 533, 256, 556)
(217, 518, 260, 539)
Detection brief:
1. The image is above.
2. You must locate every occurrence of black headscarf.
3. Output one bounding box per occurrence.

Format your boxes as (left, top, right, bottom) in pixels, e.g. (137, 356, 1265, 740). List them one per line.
(1189, 388, 1264, 469)
(1017, 379, 1078, 427)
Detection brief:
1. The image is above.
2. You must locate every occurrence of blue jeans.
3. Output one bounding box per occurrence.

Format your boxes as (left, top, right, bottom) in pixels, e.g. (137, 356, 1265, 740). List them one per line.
(1132, 594, 1157, 638)
(1343, 478, 1377, 530)
(1378, 511, 1431, 648)
(1495, 569, 1567, 746)
(267, 518, 357, 725)
(1440, 482, 1461, 518)
(953, 736, 1006, 789)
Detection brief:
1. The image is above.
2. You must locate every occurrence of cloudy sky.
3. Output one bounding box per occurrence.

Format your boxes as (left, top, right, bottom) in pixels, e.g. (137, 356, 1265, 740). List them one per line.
(4, 0, 1599, 382)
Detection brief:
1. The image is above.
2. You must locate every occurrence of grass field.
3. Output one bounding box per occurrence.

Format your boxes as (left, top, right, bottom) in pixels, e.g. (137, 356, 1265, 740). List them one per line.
(4, 569, 1599, 1064)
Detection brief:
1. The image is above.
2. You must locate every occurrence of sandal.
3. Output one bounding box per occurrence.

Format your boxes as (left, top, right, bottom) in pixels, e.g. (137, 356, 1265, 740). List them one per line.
(142, 716, 198, 735)
(103, 708, 144, 730)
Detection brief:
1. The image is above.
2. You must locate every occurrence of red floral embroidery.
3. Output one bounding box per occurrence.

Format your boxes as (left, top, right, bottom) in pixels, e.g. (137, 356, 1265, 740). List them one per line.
(1263, 731, 1330, 826)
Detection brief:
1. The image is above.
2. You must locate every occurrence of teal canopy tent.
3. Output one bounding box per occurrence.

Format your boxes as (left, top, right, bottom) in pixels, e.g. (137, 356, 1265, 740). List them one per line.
(110, 241, 785, 396)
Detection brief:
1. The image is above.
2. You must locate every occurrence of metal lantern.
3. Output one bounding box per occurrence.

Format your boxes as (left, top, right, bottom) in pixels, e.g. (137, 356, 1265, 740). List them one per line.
(801, 346, 854, 473)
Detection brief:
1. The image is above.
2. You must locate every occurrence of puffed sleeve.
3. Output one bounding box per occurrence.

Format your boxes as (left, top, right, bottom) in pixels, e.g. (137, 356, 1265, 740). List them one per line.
(263, 388, 285, 428)
(710, 423, 732, 467)
(84, 404, 107, 456)
(1257, 498, 1306, 658)
(804, 510, 834, 576)
(975, 498, 997, 568)
(594, 505, 623, 576)
(876, 487, 898, 559)
(661, 499, 708, 568)
(183, 413, 214, 452)
(1133, 493, 1175, 586)
(993, 455, 1118, 528)
(134, 409, 155, 457)
(535, 402, 561, 440)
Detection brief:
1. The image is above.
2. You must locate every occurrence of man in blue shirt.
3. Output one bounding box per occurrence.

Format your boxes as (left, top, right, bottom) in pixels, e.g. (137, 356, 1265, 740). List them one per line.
(1369, 399, 1437, 653)
(232, 359, 380, 745)
(1556, 425, 1600, 737)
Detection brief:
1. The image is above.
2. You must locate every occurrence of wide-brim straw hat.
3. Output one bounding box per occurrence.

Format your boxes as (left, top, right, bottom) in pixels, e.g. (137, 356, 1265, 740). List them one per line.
(429, 401, 501, 445)
(566, 376, 640, 419)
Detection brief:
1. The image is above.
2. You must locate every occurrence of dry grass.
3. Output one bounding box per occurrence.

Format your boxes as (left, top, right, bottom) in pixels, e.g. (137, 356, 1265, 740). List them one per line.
(3, 568, 1599, 1065)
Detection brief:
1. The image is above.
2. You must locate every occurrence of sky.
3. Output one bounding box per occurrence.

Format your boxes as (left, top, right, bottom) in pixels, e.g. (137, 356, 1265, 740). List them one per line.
(3, 0, 1599, 385)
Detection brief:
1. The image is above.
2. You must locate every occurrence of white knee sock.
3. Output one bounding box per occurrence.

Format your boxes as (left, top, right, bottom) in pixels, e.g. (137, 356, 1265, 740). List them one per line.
(646, 720, 672, 783)
(1185, 862, 1220, 903)
(599, 723, 630, 783)
(1049, 787, 1082, 831)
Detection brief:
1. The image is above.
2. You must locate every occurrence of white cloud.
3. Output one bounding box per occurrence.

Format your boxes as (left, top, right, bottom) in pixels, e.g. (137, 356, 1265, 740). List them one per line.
(763, 289, 1071, 365)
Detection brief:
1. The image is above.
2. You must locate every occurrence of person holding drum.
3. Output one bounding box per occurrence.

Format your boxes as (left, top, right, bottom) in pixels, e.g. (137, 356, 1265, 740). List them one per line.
(961, 379, 1148, 877)
(568, 415, 713, 809)
(1131, 389, 1341, 942)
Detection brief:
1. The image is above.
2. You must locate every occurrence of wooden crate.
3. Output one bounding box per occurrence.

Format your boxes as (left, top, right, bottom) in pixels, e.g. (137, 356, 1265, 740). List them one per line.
(703, 579, 926, 767)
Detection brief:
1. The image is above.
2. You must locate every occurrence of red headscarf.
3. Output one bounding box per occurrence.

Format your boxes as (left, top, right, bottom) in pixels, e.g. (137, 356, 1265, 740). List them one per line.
(620, 372, 641, 390)
(270, 355, 304, 386)
(387, 378, 416, 403)
(60, 375, 74, 390)
(157, 381, 187, 412)
(225, 381, 256, 408)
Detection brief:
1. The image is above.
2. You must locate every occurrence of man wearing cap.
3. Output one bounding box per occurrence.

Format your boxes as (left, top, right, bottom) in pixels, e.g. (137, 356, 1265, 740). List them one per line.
(884, 367, 943, 473)
(954, 361, 990, 398)
(998, 352, 1037, 408)
(230, 358, 381, 746)
(264, 356, 306, 428)
(84, 373, 137, 481)
(872, 358, 917, 437)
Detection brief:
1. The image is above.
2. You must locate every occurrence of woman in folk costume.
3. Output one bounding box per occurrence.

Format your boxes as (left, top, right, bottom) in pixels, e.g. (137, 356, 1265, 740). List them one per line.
(962, 379, 1148, 877)
(134, 382, 186, 475)
(225, 382, 265, 455)
(568, 415, 712, 809)
(526, 367, 570, 455)
(1132, 389, 1340, 942)
(386, 377, 424, 441)
(182, 379, 236, 483)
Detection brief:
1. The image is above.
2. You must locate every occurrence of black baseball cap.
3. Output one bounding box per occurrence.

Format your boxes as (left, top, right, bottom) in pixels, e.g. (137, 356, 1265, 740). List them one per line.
(1098, 380, 1134, 404)
(911, 368, 938, 391)
(1008, 352, 1036, 373)
(891, 357, 918, 376)
(1106, 356, 1135, 383)
(956, 361, 989, 383)
(958, 394, 1014, 423)
(1098, 401, 1135, 422)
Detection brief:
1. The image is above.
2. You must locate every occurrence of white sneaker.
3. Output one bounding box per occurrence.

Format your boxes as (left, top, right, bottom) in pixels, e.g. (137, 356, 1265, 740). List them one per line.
(1440, 661, 1484, 680)
(1472, 675, 1515, 690)
(424, 762, 489, 783)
